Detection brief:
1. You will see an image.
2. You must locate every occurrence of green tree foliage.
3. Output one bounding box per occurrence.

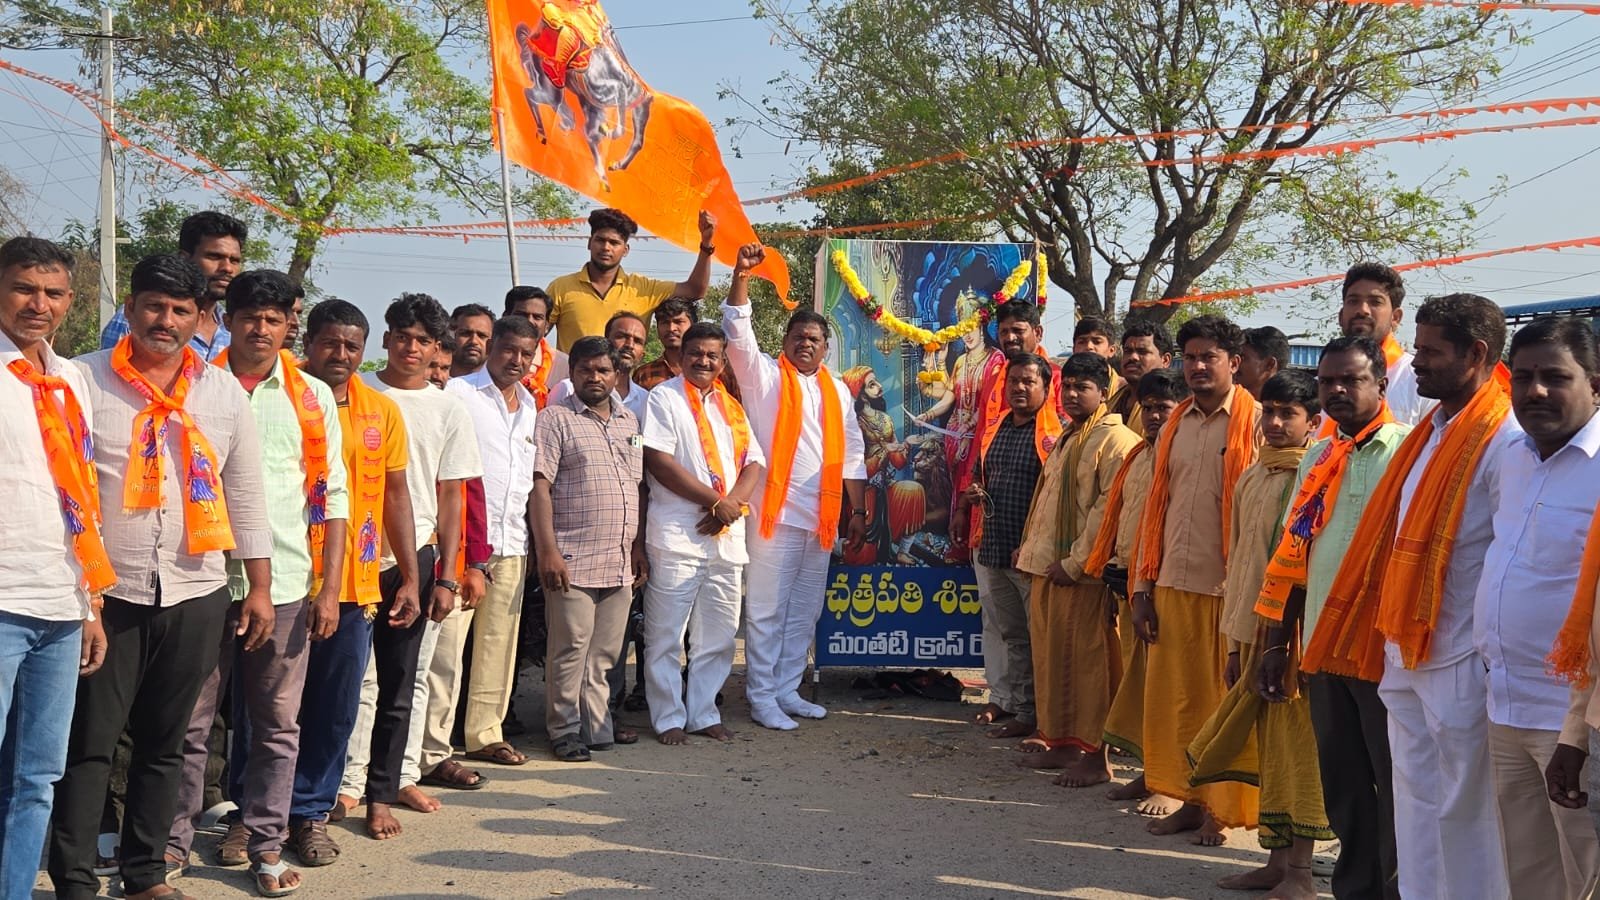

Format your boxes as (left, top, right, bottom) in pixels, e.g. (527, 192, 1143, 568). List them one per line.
(748, 0, 1507, 321)
(14, 0, 570, 283)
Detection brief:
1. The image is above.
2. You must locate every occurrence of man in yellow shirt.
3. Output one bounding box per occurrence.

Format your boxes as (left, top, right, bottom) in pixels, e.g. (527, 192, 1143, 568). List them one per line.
(546, 208, 717, 352)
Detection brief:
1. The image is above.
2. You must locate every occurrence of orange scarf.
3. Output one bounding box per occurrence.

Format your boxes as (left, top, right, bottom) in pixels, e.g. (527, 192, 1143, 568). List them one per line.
(523, 339, 555, 410)
(1550, 502, 1600, 686)
(760, 355, 844, 549)
(341, 375, 388, 604)
(8, 359, 117, 594)
(111, 337, 235, 553)
(683, 379, 751, 495)
(1135, 385, 1259, 583)
(1302, 371, 1511, 680)
(1317, 335, 1409, 439)
(216, 349, 333, 592)
(1084, 441, 1149, 578)
(1257, 405, 1395, 621)
(979, 360, 1064, 464)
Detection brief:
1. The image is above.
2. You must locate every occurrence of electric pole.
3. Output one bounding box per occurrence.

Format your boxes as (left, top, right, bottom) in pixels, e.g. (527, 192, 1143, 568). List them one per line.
(97, 4, 116, 332)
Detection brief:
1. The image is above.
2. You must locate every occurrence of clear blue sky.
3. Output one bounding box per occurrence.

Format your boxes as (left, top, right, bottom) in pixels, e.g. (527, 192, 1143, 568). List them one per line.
(3, 1, 1599, 354)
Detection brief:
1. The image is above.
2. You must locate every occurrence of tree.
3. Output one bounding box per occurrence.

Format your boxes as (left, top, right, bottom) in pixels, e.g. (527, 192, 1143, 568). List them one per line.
(747, 0, 1507, 321)
(10, 0, 570, 282)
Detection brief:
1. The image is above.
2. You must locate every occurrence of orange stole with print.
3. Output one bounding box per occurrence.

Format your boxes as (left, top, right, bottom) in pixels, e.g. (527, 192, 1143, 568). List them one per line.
(340, 375, 390, 605)
(683, 378, 751, 495)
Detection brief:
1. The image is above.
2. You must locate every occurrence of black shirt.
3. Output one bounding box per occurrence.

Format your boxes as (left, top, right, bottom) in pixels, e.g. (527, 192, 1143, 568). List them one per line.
(975, 413, 1044, 569)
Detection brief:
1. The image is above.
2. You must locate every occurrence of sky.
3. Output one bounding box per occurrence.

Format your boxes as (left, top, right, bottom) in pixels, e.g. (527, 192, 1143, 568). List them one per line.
(3, 1, 1600, 355)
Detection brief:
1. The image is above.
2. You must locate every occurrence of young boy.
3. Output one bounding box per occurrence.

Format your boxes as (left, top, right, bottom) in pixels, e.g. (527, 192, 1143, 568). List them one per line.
(1014, 354, 1139, 784)
(1091, 370, 1188, 809)
(1186, 370, 1328, 894)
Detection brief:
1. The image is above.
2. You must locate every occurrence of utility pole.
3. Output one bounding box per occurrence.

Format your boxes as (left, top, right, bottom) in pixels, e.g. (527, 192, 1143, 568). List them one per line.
(97, 4, 117, 332)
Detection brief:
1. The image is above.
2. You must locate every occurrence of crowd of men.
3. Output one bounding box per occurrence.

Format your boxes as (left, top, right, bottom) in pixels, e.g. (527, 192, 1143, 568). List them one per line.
(4, 203, 1600, 900)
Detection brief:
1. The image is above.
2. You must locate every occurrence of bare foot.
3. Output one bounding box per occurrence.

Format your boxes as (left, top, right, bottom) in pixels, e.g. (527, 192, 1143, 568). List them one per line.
(1187, 812, 1226, 847)
(1107, 775, 1149, 802)
(1013, 744, 1081, 768)
(658, 727, 688, 745)
(397, 785, 440, 813)
(1217, 864, 1286, 891)
(973, 702, 1013, 725)
(986, 718, 1034, 739)
(1263, 866, 1318, 899)
(366, 801, 402, 840)
(1052, 749, 1112, 787)
(691, 724, 735, 742)
(328, 793, 360, 823)
(1135, 793, 1184, 817)
(1147, 801, 1205, 835)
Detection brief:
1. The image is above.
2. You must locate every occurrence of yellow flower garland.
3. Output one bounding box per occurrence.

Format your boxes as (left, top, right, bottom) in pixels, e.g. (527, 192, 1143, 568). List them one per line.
(831, 250, 1037, 351)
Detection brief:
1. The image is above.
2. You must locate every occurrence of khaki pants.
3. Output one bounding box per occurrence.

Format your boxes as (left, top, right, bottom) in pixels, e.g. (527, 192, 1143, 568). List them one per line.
(464, 555, 528, 751)
(545, 584, 631, 745)
(1490, 722, 1600, 900)
(417, 606, 473, 775)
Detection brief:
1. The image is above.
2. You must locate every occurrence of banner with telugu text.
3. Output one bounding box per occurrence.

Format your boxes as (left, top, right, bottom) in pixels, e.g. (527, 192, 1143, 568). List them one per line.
(814, 239, 1040, 669)
(487, 0, 790, 299)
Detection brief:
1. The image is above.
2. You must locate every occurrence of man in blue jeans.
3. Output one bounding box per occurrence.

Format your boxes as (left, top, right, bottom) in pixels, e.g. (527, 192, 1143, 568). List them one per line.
(0, 236, 110, 898)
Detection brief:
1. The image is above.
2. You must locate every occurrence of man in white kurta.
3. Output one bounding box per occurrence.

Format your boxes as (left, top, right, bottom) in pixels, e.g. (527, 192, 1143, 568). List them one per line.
(640, 322, 767, 743)
(721, 244, 868, 731)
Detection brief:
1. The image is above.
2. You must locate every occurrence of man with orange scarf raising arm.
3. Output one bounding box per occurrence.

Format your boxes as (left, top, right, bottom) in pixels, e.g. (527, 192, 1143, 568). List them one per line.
(1303, 294, 1521, 899)
(722, 243, 867, 732)
(50, 254, 273, 900)
(1127, 315, 1261, 847)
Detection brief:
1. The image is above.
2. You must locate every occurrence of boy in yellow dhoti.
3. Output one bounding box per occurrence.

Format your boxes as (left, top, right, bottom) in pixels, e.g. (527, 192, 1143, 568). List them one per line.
(1014, 354, 1139, 784)
(1095, 369, 1188, 811)
(1128, 315, 1261, 846)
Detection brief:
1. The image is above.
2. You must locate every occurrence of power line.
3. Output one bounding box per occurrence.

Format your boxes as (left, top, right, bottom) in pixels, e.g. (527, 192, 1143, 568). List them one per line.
(612, 15, 751, 31)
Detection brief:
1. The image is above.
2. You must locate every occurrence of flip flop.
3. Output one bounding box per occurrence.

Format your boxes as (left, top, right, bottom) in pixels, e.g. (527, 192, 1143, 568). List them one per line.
(463, 742, 531, 766)
(252, 857, 301, 897)
(417, 759, 488, 790)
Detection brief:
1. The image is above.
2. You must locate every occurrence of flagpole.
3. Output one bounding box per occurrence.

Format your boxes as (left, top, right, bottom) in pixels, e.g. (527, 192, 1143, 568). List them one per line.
(495, 104, 521, 287)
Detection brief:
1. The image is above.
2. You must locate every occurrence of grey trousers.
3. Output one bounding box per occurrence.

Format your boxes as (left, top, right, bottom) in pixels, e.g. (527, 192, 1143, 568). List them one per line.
(545, 584, 631, 745)
(973, 562, 1035, 720)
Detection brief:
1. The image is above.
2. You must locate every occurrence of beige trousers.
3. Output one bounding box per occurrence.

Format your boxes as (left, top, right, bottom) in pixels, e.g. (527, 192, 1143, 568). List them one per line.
(464, 555, 528, 751)
(1490, 722, 1600, 900)
(417, 605, 474, 775)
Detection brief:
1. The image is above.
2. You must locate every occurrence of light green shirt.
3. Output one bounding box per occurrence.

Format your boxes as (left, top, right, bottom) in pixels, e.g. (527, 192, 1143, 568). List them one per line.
(1294, 421, 1412, 637)
(228, 357, 350, 605)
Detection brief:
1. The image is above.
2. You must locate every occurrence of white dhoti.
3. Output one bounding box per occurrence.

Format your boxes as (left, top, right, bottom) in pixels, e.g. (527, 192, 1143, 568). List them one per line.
(743, 523, 832, 713)
(642, 551, 743, 733)
(1380, 654, 1510, 900)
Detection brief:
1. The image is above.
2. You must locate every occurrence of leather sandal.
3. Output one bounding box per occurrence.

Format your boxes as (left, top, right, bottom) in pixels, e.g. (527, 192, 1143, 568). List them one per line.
(551, 734, 591, 762)
(288, 820, 340, 867)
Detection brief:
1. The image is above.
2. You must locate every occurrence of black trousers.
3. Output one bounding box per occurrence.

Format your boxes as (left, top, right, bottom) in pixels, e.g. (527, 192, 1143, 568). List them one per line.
(48, 587, 232, 898)
(1308, 672, 1401, 900)
(363, 546, 436, 805)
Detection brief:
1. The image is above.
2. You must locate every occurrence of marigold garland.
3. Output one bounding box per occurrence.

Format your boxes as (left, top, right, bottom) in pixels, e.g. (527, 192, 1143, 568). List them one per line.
(832, 250, 1040, 350)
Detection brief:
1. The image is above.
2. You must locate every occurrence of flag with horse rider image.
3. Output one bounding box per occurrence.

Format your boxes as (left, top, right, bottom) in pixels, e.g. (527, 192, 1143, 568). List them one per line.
(488, 0, 791, 300)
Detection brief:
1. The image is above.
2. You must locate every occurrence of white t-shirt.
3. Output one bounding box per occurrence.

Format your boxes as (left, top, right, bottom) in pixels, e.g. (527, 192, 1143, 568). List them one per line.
(640, 376, 767, 564)
(1387, 351, 1427, 427)
(364, 373, 484, 569)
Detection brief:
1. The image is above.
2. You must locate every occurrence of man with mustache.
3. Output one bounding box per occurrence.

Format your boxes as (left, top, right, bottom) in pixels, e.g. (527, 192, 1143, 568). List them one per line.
(287, 300, 420, 870)
(1303, 294, 1521, 899)
(0, 237, 110, 900)
(1106, 319, 1173, 439)
(723, 243, 868, 731)
(953, 353, 1064, 742)
(51, 253, 272, 900)
(448, 304, 495, 379)
(503, 287, 568, 410)
(100, 211, 246, 362)
(1476, 318, 1600, 899)
(439, 316, 542, 771)
(639, 320, 766, 745)
(546, 207, 716, 353)
(1338, 262, 1425, 426)
(168, 270, 349, 896)
(633, 297, 741, 401)
(1237, 326, 1289, 400)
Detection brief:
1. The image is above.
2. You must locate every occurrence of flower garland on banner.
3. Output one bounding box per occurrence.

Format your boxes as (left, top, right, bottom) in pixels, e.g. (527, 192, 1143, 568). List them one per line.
(831, 250, 1044, 351)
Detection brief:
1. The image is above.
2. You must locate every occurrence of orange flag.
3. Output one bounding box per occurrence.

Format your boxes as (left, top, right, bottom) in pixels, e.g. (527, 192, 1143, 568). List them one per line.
(488, 0, 792, 303)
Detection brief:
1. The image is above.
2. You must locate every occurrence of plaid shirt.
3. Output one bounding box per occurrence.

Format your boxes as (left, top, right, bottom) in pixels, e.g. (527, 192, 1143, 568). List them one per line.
(973, 413, 1044, 569)
(632, 354, 741, 403)
(100, 306, 231, 361)
(532, 393, 643, 589)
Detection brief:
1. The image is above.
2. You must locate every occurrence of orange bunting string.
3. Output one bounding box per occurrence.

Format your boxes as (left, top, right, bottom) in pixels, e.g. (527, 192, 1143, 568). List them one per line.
(1339, 0, 1600, 12)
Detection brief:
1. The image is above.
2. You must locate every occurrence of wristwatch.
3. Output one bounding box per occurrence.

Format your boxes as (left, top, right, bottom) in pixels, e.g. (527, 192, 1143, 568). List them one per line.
(468, 563, 490, 575)
(435, 579, 461, 595)
(850, 508, 867, 518)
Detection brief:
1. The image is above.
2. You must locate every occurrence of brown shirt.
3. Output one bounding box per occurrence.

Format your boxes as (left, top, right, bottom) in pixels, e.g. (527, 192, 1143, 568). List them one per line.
(1112, 445, 1156, 571)
(1108, 381, 1146, 438)
(1017, 414, 1140, 581)
(1141, 391, 1261, 598)
(1220, 458, 1300, 648)
(532, 393, 644, 589)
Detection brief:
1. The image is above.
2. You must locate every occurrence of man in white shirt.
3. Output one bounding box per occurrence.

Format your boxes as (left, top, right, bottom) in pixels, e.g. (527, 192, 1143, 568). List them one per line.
(1476, 317, 1600, 899)
(1338, 262, 1425, 426)
(442, 316, 540, 768)
(0, 237, 108, 900)
(640, 321, 767, 744)
(721, 243, 868, 731)
(1377, 293, 1521, 900)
